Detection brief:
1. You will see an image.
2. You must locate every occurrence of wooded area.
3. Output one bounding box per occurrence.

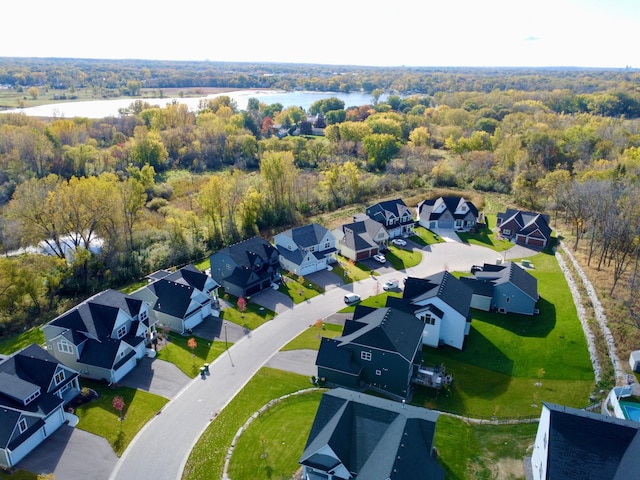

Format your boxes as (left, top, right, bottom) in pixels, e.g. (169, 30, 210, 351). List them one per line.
(0, 59, 639, 349)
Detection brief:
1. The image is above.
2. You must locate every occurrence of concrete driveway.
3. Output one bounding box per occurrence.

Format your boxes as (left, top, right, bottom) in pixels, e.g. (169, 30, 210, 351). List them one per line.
(17, 419, 117, 479)
(266, 349, 317, 377)
(431, 228, 462, 243)
(119, 356, 190, 399)
(250, 287, 294, 314)
(306, 268, 344, 290)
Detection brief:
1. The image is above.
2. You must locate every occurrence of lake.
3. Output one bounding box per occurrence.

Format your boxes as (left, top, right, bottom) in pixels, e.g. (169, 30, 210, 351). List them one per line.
(1, 90, 384, 119)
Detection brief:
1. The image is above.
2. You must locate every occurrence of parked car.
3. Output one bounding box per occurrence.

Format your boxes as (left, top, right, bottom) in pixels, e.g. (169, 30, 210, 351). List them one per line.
(373, 254, 386, 263)
(383, 279, 399, 291)
(344, 293, 361, 305)
(391, 238, 407, 246)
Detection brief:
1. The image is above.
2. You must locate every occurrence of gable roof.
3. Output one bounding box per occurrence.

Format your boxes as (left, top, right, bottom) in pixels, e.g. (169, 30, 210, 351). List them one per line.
(218, 237, 278, 268)
(403, 272, 472, 317)
(367, 198, 413, 224)
(49, 289, 143, 342)
(339, 307, 424, 361)
(418, 196, 478, 221)
(340, 218, 385, 251)
(300, 388, 444, 480)
(497, 209, 551, 238)
(542, 402, 640, 480)
(277, 223, 330, 248)
(146, 279, 196, 318)
(474, 262, 538, 300)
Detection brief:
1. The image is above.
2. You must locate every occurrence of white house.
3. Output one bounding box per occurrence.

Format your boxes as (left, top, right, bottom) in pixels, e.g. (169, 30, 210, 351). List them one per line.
(389, 272, 473, 350)
(274, 223, 336, 276)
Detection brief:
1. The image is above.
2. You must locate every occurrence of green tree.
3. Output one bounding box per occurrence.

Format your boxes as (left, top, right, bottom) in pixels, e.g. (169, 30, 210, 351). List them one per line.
(128, 127, 169, 170)
(362, 133, 399, 171)
(260, 151, 298, 225)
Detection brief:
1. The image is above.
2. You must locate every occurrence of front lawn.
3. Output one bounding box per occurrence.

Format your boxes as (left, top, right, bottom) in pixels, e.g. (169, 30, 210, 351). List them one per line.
(385, 245, 422, 270)
(227, 390, 324, 480)
(332, 256, 374, 283)
(414, 251, 594, 418)
(279, 274, 323, 303)
(338, 290, 403, 313)
(183, 368, 311, 480)
(280, 322, 344, 351)
(412, 226, 445, 245)
(456, 217, 513, 252)
(155, 334, 229, 377)
(0, 327, 45, 355)
(74, 379, 168, 456)
(219, 297, 276, 330)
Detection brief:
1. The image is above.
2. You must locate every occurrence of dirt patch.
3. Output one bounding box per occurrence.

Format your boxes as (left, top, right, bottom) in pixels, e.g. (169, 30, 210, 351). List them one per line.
(493, 457, 525, 480)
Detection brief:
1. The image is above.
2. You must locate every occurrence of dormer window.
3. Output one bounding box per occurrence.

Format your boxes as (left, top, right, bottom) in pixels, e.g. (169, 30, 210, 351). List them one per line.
(116, 325, 127, 339)
(140, 310, 148, 321)
(57, 340, 73, 355)
(54, 370, 65, 385)
(24, 389, 40, 405)
(18, 417, 28, 433)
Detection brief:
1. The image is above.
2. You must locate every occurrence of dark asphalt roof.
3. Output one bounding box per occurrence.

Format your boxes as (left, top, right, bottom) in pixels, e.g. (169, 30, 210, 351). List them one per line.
(403, 271, 472, 317)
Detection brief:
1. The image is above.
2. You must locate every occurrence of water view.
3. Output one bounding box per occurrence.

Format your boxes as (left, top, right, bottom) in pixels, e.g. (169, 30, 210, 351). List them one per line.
(2, 90, 383, 119)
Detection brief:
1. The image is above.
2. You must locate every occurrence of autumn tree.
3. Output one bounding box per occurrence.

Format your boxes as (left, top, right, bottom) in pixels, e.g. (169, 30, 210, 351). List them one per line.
(259, 150, 298, 225)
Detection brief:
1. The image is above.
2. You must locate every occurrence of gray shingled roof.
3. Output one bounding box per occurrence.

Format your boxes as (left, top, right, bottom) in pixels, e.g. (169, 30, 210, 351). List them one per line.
(474, 262, 538, 300)
(543, 402, 640, 480)
(403, 272, 472, 317)
(300, 388, 444, 480)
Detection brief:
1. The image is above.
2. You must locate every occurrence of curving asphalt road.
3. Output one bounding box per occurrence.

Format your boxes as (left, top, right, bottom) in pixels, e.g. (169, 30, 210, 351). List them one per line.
(108, 241, 528, 480)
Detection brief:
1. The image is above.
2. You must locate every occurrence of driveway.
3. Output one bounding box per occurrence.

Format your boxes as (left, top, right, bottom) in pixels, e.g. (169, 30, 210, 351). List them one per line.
(250, 287, 294, 314)
(431, 228, 462, 243)
(266, 349, 317, 377)
(119, 356, 190, 399)
(306, 268, 344, 290)
(17, 421, 117, 479)
(191, 315, 248, 343)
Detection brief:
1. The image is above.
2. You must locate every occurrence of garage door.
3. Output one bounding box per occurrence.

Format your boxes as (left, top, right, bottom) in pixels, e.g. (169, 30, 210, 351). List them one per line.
(527, 238, 545, 247)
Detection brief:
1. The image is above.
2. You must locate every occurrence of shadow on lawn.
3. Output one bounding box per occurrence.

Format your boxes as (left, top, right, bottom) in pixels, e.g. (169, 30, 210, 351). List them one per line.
(473, 298, 556, 338)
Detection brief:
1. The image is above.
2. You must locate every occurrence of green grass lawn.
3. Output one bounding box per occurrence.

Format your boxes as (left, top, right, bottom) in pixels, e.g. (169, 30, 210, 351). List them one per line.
(280, 323, 343, 351)
(183, 368, 312, 480)
(413, 251, 594, 418)
(435, 415, 538, 480)
(0, 327, 45, 355)
(456, 218, 513, 252)
(219, 297, 275, 330)
(332, 256, 374, 283)
(155, 334, 229, 377)
(413, 226, 445, 245)
(385, 244, 422, 270)
(279, 274, 323, 303)
(74, 379, 168, 456)
(227, 390, 324, 480)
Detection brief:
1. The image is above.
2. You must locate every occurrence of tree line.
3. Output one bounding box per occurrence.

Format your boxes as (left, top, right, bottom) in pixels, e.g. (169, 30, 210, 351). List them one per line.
(1, 64, 640, 339)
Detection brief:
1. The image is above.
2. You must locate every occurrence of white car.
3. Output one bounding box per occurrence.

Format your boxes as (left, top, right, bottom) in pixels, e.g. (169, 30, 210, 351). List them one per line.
(373, 253, 386, 263)
(344, 294, 361, 305)
(391, 238, 407, 247)
(383, 279, 399, 291)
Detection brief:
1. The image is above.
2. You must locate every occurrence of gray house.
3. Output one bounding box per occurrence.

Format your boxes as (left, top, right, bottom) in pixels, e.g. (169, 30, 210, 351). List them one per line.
(299, 388, 444, 480)
(365, 198, 415, 239)
(131, 264, 219, 334)
(274, 223, 337, 276)
(0, 344, 81, 468)
(461, 262, 539, 315)
(209, 237, 280, 298)
(417, 196, 479, 231)
(332, 218, 388, 262)
(43, 289, 156, 384)
(316, 305, 424, 399)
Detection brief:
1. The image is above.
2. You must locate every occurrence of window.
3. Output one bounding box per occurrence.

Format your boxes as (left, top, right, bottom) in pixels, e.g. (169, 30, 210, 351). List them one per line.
(54, 370, 65, 385)
(116, 325, 127, 339)
(361, 351, 372, 361)
(324, 242, 331, 249)
(503, 229, 511, 236)
(421, 314, 435, 325)
(57, 341, 73, 355)
(18, 418, 28, 433)
(376, 369, 382, 376)
(309, 246, 315, 252)
(25, 390, 40, 405)
(140, 310, 148, 321)
(506, 297, 510, 303)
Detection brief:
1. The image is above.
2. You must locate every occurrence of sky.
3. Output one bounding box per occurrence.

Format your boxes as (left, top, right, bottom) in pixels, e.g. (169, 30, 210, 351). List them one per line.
(1, 0, 638, 68)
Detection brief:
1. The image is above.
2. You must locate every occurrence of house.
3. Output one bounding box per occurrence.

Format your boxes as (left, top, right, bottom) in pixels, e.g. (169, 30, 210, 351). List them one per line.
(274, 223, 337, 276)
(529, 402, 640, 480)
(332, 218, 388, 262)
(365, 198, 415, 239)
(417, 196, 479, 231)
(0, 344, 81, 468)
(315, 306, 424, 399)
(496, 209, 552, 248)
(42, 289, 156, 384)
(131, 264, 220, 334)
(209, 237, 280, 298)
(387, 272, 473, 350)
(299, 388, 444, 480)
(461, 262, 539, 315)
(630, 350, 640, 373)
